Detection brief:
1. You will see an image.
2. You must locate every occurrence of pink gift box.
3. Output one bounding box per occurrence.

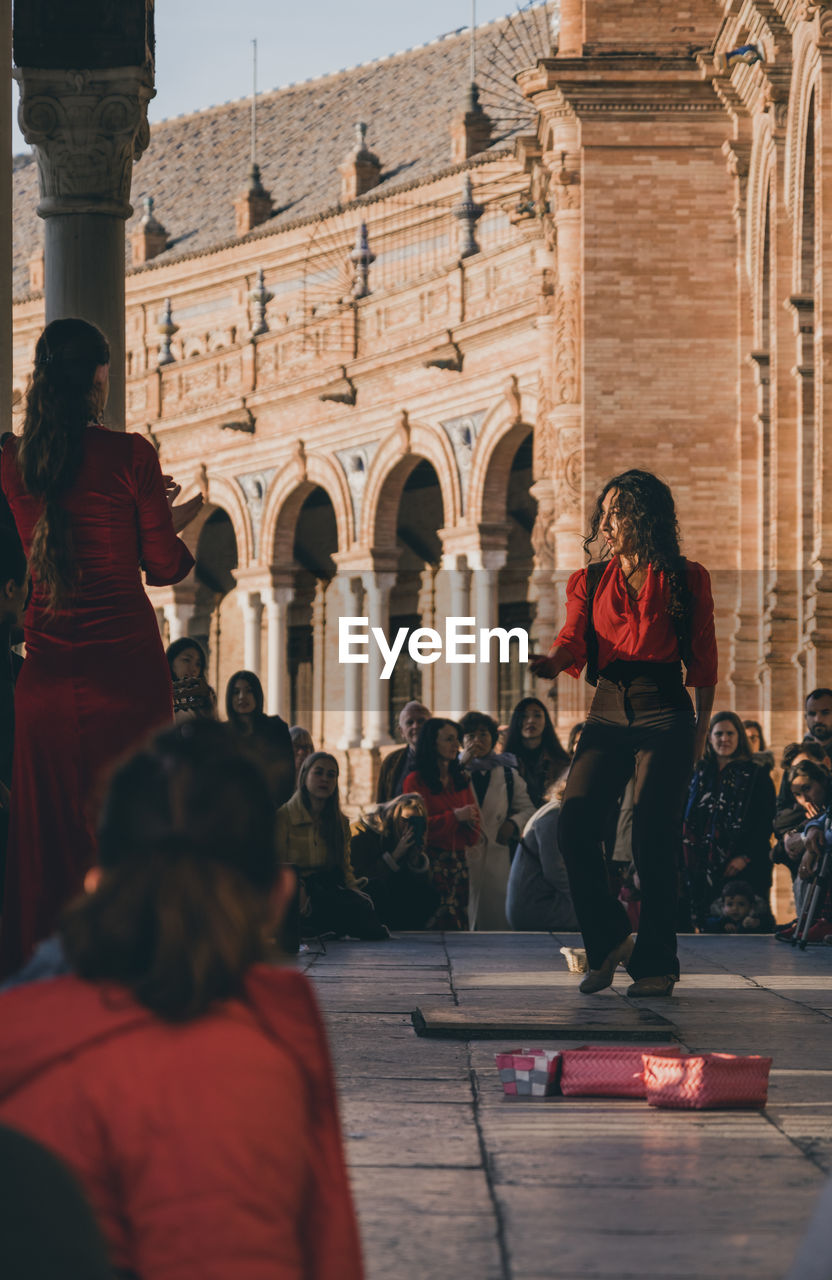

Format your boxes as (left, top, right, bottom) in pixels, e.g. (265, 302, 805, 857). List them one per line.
(495, 1049, 561, 1097)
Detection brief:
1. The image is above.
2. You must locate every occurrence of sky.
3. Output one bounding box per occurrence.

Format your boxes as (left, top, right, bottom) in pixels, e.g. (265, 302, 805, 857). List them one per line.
(11, 2, 537, 156)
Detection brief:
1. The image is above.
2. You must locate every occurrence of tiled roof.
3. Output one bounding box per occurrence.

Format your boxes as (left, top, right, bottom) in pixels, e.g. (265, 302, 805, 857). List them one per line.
(12, 6, 557, 300)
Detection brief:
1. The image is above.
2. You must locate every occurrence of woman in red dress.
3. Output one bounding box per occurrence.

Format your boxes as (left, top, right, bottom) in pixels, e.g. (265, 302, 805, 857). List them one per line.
(403, 718, 481, 929)
(531, 470, 717, 996)
(0, 318, 199, 975)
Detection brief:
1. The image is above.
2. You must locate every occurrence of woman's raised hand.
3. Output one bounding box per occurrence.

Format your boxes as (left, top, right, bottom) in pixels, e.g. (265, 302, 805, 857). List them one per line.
(162, 474, 204, 533)
(454, 804, 478, 825)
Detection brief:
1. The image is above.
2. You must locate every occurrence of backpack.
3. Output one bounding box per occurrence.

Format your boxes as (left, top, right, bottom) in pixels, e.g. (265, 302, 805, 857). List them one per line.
(584, 558, 693, 686)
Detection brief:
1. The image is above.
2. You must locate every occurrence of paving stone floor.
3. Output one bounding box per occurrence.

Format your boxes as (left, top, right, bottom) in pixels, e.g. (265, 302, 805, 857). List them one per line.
(298, 933, 832, 1280)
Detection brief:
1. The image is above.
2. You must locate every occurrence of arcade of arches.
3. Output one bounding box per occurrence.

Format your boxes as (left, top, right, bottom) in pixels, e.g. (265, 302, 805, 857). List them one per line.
(10, 0, 832, 806)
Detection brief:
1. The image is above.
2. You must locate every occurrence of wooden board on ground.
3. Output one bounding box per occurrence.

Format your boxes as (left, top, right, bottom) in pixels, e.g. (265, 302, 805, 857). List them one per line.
(411, 1004, 676, 1041)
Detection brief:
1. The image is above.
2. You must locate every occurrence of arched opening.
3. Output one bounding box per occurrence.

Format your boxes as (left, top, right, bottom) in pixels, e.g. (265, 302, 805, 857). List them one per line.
(387, 458, 444, 730)
(498, 431, 536, 722)
(192, 507, 238, 696)
(288, 486, 337, 729)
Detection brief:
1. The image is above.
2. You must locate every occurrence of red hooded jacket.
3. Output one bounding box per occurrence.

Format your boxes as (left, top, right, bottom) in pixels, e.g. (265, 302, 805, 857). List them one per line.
(0, 965, 363, 1280)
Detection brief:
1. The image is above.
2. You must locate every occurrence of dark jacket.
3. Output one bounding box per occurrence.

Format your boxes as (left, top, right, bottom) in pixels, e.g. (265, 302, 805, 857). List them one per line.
(349, 821, 439, 930)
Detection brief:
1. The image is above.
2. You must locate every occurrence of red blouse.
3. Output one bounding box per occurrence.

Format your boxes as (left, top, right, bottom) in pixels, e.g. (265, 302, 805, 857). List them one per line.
(553, 558, 717, 688)
(402, 772, 482, 851)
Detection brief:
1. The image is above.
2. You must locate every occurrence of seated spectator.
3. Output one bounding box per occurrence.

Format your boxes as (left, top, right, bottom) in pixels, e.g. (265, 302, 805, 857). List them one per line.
(166, 637, 217, 723)
(225, 670, 294, 808)
(506, 776, 578, 932)
(504, 696, 569, 807)
(403, 718, 481, 930)
(704, 878, 775, 934)
(350, 794, 439, 930)
(682, 711, 776, 929)
(290, 725, 314, 781)
(772, 742, 831, 884)
(743, 719, 775, 776)
(0, 721, 362, 1280)
(277, 751, 389, 940)
(776, 760, 832, 942)
(376, 700, 431, 801)
(459, 711, 535, 930)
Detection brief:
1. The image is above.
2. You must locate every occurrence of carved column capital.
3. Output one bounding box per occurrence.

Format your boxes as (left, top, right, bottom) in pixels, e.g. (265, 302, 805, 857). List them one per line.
(14, 64, 154, 219)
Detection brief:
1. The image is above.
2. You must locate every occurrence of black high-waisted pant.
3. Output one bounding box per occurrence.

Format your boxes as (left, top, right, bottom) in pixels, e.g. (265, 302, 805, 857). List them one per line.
(558, 661, 695, 980)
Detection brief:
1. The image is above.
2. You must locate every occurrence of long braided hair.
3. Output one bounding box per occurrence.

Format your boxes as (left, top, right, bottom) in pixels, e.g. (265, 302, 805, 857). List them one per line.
(17, 318, 110, 611)
(583, 469, 687, 627)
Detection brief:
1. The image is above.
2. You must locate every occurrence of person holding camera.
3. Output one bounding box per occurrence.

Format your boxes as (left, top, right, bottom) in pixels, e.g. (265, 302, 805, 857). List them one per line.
(350, 793, 439, 930)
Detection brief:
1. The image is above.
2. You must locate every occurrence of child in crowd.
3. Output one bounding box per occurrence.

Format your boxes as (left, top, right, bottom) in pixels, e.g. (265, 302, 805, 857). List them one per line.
(705, 878, 774, 934)
(277, 751, 389, 940)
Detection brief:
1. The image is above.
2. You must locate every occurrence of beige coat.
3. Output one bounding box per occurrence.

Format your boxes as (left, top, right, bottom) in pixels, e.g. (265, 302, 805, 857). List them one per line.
(275, 791, 357, 887)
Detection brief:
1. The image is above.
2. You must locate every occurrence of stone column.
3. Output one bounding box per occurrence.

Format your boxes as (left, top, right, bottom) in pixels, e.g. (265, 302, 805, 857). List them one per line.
(361, 571, 396, 749)
(470, 551, 507, 716)
(0, 0, 11, 423)
(417, 565, 437, 711)
(337, 575, 363, 749)
(311, 579, 328, 747)
(163, 601, 194, 645)
(443, 554, 472, 720)
(264, 585, 293, 717)
(14, 64, 154, 429)
(237, 589, 262, 676)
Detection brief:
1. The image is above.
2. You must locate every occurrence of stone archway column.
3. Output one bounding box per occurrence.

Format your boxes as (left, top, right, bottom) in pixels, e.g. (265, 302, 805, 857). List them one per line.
(337, 575, 363, 750)
(163, 601, 194, 645)
(264, 584, 294, 717)
(470, 549, 507, 716)
(443, 552, 472, 721)
(15, 64, 154, 429)
(361, 571, 396, 749)
(237, 589, 263, 677)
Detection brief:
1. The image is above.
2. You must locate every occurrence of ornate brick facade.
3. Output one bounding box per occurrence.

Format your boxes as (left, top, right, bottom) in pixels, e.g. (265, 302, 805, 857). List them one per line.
(10, 2, 832, 803)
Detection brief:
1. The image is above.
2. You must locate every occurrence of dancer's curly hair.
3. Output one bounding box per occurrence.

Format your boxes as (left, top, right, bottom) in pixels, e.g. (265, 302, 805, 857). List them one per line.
(18, 318, 110, 610)
(583, 469, 686, 625)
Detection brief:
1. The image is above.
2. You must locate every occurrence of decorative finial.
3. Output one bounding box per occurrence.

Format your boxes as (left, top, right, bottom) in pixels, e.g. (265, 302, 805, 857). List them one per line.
(249, 267, 274, 335)
(453, 174, 484, 259)
(350, 223, 376, 299)
(157, 298, 178, 366)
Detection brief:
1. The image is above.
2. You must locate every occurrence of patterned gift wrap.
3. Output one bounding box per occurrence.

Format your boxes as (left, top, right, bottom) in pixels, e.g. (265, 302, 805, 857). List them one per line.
(642, 1052, 773, 1110)
(495, 1049, 561, 1097)
(560, 1045, 682, 1098)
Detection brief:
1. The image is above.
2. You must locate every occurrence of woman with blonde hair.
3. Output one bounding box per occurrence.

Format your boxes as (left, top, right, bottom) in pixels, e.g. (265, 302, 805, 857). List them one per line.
(350, 793, 439, 930)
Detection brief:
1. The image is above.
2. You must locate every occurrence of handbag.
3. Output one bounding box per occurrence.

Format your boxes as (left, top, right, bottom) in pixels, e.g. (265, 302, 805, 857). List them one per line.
(642, 1052, 772, 1110)
(560, 1045, 681, 1099)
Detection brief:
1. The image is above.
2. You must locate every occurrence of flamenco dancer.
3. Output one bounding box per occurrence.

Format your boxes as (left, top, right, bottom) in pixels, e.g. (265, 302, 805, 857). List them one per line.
(530, 470, 716, 997)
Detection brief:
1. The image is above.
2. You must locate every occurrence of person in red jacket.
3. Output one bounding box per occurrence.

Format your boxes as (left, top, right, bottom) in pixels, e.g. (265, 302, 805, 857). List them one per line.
(0, 722, 363, 1280)
(531, 470, 717, 998)
(0, 318, 202, 976)
(403, 717, 481, 929)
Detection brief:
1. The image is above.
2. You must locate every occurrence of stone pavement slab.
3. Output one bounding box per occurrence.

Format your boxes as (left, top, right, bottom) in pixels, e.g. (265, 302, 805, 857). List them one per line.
(304, 933, 831, 1279)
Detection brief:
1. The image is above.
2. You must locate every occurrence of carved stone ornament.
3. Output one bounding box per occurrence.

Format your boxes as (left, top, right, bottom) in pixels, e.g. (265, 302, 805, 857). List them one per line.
(554, 279, 580, 406)
(396, 409, 410, 450)
(236, 468, 277, 558)
(553, 425, 582, 515)
(335, 443, 379, 529)
(505, 374, 523, 426)
(530, 492, 557, 572)
(15, 65, 155, 219)
(534, 371, 555, 477)
(291, 439, 307, 479)
(439, 410, 486, 515)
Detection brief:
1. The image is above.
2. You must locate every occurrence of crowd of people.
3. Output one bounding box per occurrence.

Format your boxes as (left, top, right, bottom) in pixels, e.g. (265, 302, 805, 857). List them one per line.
(0, 322, 830, 1273)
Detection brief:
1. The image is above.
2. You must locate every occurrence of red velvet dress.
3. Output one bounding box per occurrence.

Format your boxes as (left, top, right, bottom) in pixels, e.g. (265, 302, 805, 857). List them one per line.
(0, 428, 194, 974)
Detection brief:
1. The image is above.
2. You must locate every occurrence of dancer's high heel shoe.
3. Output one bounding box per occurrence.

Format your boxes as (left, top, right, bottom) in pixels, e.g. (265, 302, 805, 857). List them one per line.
(578, 935, 635, 994)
